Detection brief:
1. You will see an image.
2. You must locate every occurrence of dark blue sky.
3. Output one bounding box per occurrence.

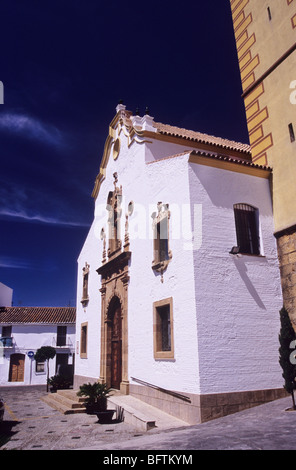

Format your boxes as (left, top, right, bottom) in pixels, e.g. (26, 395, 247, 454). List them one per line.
(0, 0, 249, 307)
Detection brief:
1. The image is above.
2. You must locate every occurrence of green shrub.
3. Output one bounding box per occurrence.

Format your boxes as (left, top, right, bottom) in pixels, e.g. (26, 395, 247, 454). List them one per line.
(77, 382, 112, 412)
(279, 307, 296, 409)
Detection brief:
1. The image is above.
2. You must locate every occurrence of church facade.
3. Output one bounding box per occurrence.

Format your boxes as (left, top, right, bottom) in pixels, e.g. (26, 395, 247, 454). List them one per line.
(74, 103, 285, 424)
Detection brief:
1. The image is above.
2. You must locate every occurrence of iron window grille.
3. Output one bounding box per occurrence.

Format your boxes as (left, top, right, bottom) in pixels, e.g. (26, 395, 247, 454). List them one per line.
(157, 304, 171, 352)
(1, 326, 13, 347)
(153, 297, 174, 359)
(56, 326, 67, 347)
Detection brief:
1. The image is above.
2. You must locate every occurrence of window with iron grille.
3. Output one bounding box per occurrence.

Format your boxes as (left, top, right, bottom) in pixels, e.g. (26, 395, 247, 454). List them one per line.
(153, 297, 174, 359)
(233, 204, 260, 255)
(80, 322, 88, 358)
(157, 305, 171, 351)
(57, 326, 67, 347)
(1, 326, 12, 347)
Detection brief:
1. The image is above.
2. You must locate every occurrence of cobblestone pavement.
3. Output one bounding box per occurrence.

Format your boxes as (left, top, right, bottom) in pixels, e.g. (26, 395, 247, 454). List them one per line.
(1, 385, 296, 451)
(0, 386, 142, 450)
(83, 395, 296, 451)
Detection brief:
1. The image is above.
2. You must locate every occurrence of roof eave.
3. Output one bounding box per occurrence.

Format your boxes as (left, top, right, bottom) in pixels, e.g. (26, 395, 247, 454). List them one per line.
(188, 150, 272, 179)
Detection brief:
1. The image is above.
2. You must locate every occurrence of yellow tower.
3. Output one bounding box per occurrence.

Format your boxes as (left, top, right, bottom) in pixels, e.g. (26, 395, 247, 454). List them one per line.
(230, 0, 296, 325)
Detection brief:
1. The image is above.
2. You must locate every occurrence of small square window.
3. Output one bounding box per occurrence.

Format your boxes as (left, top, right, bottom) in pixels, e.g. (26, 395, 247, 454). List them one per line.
(1, 326, 12, 346)
(36, 362, 45, 373)
(2, 326, 12, 337)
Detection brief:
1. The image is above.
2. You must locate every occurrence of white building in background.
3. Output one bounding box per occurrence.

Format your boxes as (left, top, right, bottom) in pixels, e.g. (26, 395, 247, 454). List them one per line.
(0, 282, 13, 307)
(74, 103, 285, 424)
(0, 306, 76, 386)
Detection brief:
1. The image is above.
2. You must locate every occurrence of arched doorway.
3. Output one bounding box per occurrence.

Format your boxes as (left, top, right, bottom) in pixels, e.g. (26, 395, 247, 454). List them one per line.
(9, 353, 25, 382)
(108, 297, 122, 390)
(97, 244, 131, 395)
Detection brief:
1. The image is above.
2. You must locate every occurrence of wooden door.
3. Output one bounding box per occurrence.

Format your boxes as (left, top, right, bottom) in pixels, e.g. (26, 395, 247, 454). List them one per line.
(55, 353, 68, 374)
(9, 354, 25, 382)
(111, 306, 122, 389)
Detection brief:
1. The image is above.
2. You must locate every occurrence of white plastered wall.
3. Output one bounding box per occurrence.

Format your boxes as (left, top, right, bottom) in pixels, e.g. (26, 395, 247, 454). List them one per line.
(127, 152, 200, 395)
(188, 161, 283, 395)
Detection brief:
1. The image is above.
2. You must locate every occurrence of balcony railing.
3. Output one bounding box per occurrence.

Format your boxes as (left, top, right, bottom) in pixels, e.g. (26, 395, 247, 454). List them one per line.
(52, 336, 73, 349)
(0, 336, 14, 348)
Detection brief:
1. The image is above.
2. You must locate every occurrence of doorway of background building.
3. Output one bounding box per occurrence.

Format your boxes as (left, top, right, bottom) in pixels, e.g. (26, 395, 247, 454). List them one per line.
(9, 353, 25, 382)
(110, 298, 122, 390)
(55, 353, 68, 374)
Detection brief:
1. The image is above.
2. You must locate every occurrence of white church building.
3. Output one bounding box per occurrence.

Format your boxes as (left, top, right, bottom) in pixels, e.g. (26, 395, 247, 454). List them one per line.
(74, 103, 285, 424)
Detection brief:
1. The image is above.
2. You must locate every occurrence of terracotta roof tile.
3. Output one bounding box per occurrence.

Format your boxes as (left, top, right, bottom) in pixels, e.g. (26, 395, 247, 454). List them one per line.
(0, 306, 76, 324)
(191, 150, 272, 171)
(146, 149, 271, 173)
(154, 122, 251, 155)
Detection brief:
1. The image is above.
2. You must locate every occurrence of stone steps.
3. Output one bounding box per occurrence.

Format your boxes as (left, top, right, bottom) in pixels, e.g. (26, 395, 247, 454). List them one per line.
(41, 389, 86, 414)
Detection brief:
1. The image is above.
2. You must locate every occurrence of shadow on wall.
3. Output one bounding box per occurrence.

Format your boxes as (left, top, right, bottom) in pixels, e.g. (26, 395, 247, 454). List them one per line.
(188, 162, 272, 216)
(232, 256, 266, 310)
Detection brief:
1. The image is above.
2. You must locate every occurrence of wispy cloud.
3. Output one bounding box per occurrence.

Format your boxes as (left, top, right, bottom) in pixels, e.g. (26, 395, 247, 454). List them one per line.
(0, 112, 63, 147)
(0, 256, 59, 272)
(0, 208, 89, 227)
(0, 256, 37, 270)
(0, 184, 90, 228)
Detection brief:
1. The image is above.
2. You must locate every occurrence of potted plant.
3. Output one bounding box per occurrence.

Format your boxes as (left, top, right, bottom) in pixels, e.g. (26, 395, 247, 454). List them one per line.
(47, 375, 60, 393)
(48, 374, 72, 392)
(77, 382, 114, 423)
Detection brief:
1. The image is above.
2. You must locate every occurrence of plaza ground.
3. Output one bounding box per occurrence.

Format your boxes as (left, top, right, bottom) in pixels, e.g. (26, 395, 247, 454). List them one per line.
(0, 385, 296, 451)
